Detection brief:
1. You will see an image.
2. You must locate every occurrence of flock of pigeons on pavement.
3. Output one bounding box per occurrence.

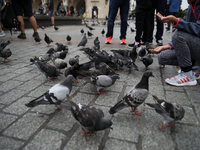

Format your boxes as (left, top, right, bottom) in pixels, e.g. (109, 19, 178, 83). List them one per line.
(0, 22, 185, 136)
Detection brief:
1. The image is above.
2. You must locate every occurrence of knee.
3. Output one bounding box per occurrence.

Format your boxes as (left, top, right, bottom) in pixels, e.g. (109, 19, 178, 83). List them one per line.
(158, 53, 165, 65)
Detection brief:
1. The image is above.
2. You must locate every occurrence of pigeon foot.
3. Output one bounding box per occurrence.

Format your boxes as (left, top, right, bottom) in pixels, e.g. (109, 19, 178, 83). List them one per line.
(57, 107, 62, 110)
(167, 122, 174, 128)
(82, 129, 90, 136)
(130, 108, 141, 116)
(159, 123, 165, 131)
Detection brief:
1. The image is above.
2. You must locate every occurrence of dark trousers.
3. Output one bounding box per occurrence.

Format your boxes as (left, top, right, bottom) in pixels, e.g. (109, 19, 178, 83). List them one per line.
(167, 12, 177, 30)
(106, 0, 130, 39)
(147, 0, 166, 42)
(135, 8, 151, 43)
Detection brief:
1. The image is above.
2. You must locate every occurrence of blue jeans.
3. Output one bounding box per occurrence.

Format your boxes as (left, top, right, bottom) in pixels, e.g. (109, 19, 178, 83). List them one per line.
(106, 0, 130, 40)
(147, 0, 166, 42)
(166, 12, 177, 30)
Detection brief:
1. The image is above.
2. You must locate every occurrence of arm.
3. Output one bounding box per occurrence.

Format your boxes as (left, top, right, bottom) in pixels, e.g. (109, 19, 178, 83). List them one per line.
(149, 45, 170, 54)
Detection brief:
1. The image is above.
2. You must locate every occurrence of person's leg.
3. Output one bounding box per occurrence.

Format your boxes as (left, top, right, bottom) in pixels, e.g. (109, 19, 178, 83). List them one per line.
(165, 30, 199, 86)
(17, 16, 25, 33)
(119, 0, 129, 40)
(134, 8, 145, 43)
(106, 0, 120, 38)
(147, 1, 155, 43)
(158, 49, 179, 66)
(141, 9, 151, 43)
(51, 17, 55, 25)
(155, 0, 166, 42)
(29, 16, 37, 32)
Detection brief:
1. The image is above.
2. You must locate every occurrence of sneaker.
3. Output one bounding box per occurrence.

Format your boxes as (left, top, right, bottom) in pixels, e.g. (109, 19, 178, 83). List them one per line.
(121, 39, 126, 45)
(0, 31, 5, 37)
(32, 32, 39, 37)
(166, 30, 170, 33)
(17, 33, 26, 39)
(165, 71, 197, 86)
(156, 40, 163, 46)
(105, 36, 112, 44)
(195, 69, 200, 80)
(128, 42, 140, 48)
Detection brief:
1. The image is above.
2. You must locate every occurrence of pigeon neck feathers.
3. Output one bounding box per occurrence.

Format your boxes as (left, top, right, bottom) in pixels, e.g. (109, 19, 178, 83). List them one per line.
(135, 74, 150, 90)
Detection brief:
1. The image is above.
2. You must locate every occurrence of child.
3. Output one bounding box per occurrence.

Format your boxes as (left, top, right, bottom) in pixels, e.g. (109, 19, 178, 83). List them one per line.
(149, 0, 200, 86)
(128, 0, 152, 48)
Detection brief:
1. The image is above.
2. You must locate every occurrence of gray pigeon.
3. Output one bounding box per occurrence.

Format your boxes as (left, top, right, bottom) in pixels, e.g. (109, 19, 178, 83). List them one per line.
(141, 54, 153, 70)
(109, 71, 154, 115)
(0, 41, 12, 63)
(67, 95, 112, 136)
(30, 56, 61, 81)
(87, 31, 93, 38)
(39, 48, 55, 63)
(52, 57, 67, 70)
(91, 74, 120, 94)
(80, 28, 84, 35)
(78, 33, 87, 47)
(53, 50, 68, 60)
(66, 35, 71, 43)
(94, 37, 100, 50)
(44, 33, 53, 47)
(101, 29, 105, 36)
(146, 95, 185, 131)
(25, 75, 73, 110)
(137, 47, 146, 58)
(69, 55, 80, 66)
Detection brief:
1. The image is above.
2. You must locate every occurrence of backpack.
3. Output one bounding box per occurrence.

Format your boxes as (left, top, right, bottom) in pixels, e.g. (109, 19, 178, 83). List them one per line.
(1, 2, 20, 35)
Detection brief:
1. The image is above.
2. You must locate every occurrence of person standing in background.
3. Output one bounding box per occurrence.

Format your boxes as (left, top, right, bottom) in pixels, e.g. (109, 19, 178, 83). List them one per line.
(166, 0, 182, 33)
(0, 0, 5, 37)
(147, 0, 167, 46)
(105, 0, 130, 45)
(128, 0, 152, 48)
(69, 3, 74, 16)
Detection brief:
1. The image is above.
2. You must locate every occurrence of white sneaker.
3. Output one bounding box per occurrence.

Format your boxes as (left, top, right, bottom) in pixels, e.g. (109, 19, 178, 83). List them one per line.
(178, 69, 200, 80)
(165, 71, 197, 86)
(0, 31, 5, 37)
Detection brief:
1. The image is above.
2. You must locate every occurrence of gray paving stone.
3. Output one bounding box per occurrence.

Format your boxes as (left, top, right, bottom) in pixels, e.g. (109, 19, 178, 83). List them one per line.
(72, 93, 96, 105)
(13, 67, 34, 74)
(0, 113, 18, 131)
(27, 85, 50, 98)
(0, 89, 27, 105)
(24, 129, 66, 150)
(0, 73, 19, 82)
(31, 105, 56, 114)
(64, 128, 105, 150)
(108, 113, 141, 143)
(194, 103, 200, 121)
(3, 97, 32, 115)
(0, 136, 24, 150)
(106, 81, 125, 92)
(95, 92, 120, 107)
(175, 125, 200, 150)
(0, 104, 4, 109)
(104, 138, 137, 150)
(0, 80, 23, 92)
(3, 113, 48, 140)
(166, 91, 191, 106)
(17, 79, 42, 93)
(80, 83, 97, 94)
(14, 71, 40, 82)
(186, 90, 200, 103)
(181, 106, 199, 125)
(47, 109, 76, 131)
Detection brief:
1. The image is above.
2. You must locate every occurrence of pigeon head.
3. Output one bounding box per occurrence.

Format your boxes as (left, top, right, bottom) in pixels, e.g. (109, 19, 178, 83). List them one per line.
(143, 71, 154, 78)
(47, 48, 55, 54)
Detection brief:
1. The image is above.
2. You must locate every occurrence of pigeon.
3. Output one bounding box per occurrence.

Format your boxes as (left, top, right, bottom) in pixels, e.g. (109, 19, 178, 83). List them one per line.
(39, 48, 55, 64)
(85, 23, 95, 31)
(80, 28, 84, 35)
(141, 54, 153, 70)
(130, 28, 135, 32)
(87, 31, 93, 38)
(54, 26, 59, 30)
(78, 33, 87, 47)
(30, 56, 61, 81)
(137, 47, 146, 58)
(0, 41, 12, 63)
(25, 75, 73, 110)
(44, 33, 53, 47)
(146, 95, 185, 131)
(90, 74, 120, 94)
(67, 95, 113, 136)
(52, 57, 67, 70)
(101, 29, 105, 36)
(65, 63, 80, 82)
(94, 37, 100, 50)
(123, 50, 138, 71)
(66, 35, 71, 43)
(34, 36, 42, 43)
(53, 50, 68, 60)
(109, 71, 154, 115)
(69, 55, 80, 66)
(55, 43, 64, 51)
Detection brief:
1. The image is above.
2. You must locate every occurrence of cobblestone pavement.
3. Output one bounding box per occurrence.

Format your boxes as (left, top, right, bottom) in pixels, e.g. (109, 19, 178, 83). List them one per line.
(0, 21, 200, 150)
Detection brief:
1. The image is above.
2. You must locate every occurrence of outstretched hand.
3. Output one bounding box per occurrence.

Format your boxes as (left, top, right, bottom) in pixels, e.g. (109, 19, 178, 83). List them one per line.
(149, 45, 170, 54)
(157, 12, 178, 24)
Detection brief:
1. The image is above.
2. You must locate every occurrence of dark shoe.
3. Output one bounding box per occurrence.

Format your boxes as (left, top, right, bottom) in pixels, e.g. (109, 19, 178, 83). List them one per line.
(156, 40, 163, 46)
(33, 32, 39, 37)
(17, 33, 26, 39)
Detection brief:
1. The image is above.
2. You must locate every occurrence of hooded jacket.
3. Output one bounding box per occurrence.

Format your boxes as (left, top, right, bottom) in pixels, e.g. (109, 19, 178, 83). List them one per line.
(168, 0, 200, 49)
